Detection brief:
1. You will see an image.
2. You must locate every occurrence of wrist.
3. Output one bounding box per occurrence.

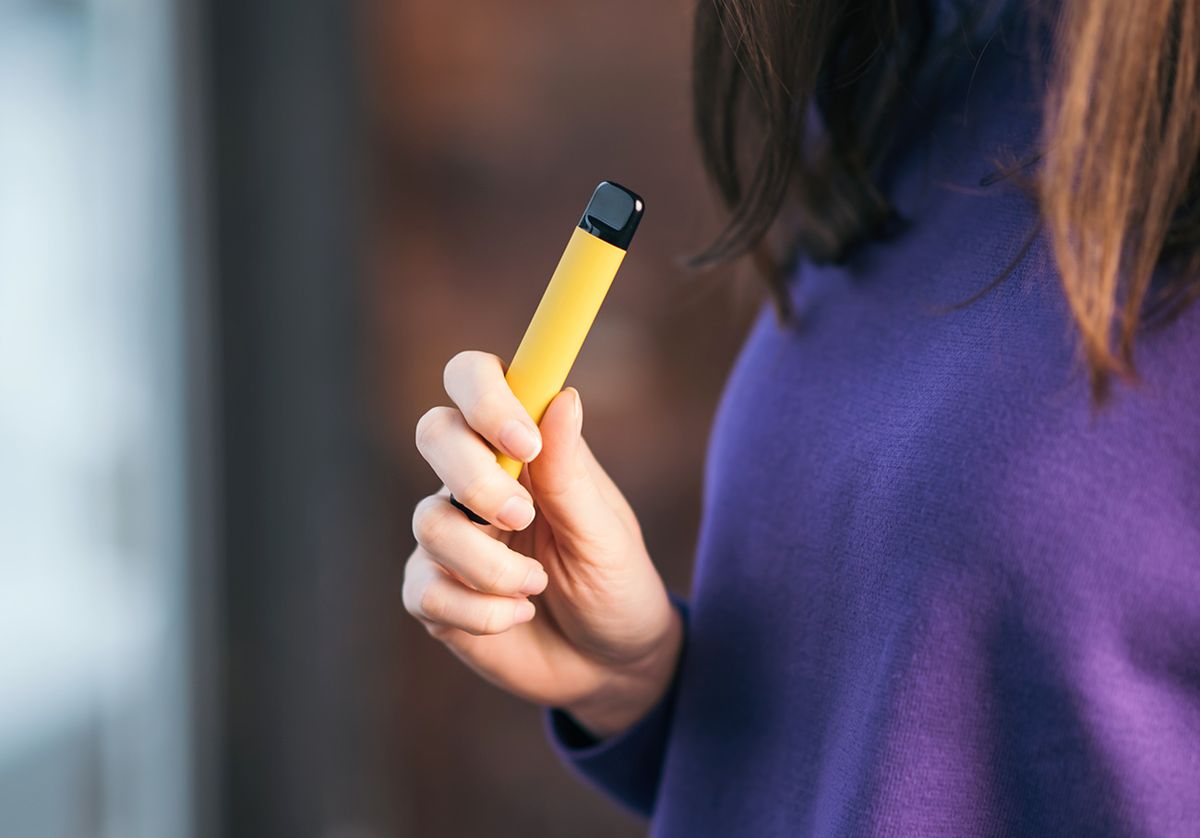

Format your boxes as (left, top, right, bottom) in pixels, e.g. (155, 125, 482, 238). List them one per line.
(563, 601, 684, 740)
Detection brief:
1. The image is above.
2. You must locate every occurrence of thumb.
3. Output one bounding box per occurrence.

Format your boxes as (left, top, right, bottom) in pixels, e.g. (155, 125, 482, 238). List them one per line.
(526, 387, 617, 547)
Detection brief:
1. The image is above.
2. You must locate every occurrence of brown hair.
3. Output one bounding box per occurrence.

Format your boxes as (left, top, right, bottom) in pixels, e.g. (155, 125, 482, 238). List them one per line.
(691, 0, 1200, 400)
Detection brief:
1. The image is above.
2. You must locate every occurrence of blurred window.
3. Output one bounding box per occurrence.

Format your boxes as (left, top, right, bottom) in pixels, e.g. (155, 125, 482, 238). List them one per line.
(0, 0, 194, 836)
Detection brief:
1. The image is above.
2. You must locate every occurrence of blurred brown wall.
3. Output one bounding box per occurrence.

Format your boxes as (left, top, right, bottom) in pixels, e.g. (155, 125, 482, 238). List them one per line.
(360, 1, 762, 834)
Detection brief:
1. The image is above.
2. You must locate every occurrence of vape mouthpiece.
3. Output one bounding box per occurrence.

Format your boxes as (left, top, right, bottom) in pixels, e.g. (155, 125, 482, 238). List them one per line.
(577, 181, 644, 251)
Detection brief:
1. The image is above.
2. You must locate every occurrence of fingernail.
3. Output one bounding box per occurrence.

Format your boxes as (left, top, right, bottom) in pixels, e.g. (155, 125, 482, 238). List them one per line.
(497, 496, 535, 530)
(520, 566, 548, 595)
(571, 388, 582, 430)
(514, 599, 536, 623)
(499, 419, 541, 462)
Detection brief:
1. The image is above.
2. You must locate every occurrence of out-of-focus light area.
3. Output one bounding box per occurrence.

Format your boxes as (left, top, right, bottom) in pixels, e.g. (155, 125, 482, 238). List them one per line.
(0, 0, 190, 837)
(0, 0, 757, 835)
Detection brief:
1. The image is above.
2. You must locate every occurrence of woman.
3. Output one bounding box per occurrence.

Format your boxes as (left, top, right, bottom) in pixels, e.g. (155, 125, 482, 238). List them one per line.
(404, 0, 1200, 833)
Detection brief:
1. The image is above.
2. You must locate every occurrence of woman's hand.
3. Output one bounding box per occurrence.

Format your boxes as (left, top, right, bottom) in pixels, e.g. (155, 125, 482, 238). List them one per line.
(404, 350, 683, 738)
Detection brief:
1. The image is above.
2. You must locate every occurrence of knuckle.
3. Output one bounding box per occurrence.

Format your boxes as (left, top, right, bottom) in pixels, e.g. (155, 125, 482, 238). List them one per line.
(414, 406, 456, 453)
(411, 498, 448, 548)
(443, 349, 488, 387)
(473, 602, 509, 636)
(417, 581, 448, 622)
(465, 386, 506, 426)
(484, 556, 518, 593)
(456, 469, 497, 512)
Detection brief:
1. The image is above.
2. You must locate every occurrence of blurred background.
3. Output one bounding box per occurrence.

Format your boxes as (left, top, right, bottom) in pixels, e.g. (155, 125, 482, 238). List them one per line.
(0, 0, 760, 835)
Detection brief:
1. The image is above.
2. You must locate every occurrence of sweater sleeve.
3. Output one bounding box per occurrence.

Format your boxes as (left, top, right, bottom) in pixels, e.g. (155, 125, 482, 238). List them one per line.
(543, 594, 688, 819)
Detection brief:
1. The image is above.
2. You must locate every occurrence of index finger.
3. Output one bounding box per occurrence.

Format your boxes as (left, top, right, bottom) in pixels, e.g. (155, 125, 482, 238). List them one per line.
(443, 350, 542, 464)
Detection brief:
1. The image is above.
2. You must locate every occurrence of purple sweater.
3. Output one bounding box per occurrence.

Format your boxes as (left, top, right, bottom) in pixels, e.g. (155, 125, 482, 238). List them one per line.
(546, 5, 1200, 836)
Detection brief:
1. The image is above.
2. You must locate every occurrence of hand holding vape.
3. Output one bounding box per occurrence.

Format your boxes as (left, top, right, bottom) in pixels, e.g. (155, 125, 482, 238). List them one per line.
(451, 181, 644, 524)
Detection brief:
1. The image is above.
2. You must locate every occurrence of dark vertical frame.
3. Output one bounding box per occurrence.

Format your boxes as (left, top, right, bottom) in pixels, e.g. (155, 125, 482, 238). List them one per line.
(174, 0, 220, 833)
(203, 1, 399, 835)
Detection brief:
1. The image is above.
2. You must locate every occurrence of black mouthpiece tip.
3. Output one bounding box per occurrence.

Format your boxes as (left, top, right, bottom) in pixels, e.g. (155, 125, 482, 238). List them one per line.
(578, 181, 644, 251)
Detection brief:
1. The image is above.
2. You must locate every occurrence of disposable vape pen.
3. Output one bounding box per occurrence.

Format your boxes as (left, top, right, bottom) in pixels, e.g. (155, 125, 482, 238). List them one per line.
(451, 180, 644, 525)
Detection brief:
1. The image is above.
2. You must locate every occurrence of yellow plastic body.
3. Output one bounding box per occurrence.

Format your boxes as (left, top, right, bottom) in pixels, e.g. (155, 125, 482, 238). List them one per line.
(496, 226, 626, 478)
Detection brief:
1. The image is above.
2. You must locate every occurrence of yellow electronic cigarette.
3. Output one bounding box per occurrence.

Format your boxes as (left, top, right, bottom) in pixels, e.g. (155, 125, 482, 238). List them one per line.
(451, 181, 644, 524)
